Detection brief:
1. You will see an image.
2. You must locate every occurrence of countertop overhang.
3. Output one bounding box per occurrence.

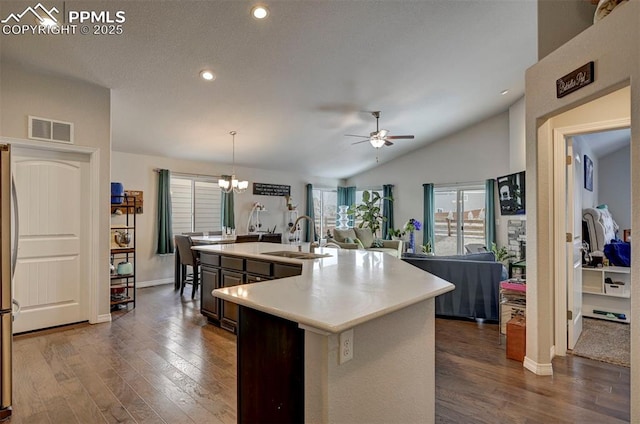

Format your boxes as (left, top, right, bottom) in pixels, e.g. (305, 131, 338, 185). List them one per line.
(194, 242, 454, 334)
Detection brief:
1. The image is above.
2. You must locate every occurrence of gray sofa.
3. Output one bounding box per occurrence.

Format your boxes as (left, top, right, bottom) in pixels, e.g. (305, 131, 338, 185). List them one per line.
(401, 252, 505, 321)
(328, 228, 403, 257)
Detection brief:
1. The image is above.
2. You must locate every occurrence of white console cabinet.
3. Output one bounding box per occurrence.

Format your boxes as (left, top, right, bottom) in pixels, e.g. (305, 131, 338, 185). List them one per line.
(582, 266, 630, 323)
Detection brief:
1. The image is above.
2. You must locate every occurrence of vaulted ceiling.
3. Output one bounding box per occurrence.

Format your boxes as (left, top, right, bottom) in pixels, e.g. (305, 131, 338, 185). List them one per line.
(1, 0, 538, 178)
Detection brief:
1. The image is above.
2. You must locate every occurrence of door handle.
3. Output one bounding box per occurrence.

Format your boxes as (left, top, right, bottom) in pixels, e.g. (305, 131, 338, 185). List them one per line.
(12, 298, 20, 318)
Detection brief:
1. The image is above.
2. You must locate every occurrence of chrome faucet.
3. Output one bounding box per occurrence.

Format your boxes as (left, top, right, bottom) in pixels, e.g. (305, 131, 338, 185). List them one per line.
(290, 215, 319, 253)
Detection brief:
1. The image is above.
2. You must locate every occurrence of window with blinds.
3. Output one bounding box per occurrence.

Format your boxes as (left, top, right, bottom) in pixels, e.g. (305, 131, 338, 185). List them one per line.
(170, 176, 222, 236)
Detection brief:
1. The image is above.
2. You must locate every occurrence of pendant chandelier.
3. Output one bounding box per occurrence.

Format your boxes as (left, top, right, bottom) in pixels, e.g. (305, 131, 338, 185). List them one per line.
(218, 131, 248, 193)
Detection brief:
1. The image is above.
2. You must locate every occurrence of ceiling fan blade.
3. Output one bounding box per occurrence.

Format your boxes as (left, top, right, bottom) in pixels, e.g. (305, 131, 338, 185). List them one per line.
(345, 134, 370, 138)
(386, 135, 415, 140)
(384, 140, 394, 146)
(351, 140, 370, 145)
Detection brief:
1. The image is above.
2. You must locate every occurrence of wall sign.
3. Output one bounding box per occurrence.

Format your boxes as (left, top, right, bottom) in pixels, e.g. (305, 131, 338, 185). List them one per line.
(253, 183, 291, 196)
(556, 61, 594, 98)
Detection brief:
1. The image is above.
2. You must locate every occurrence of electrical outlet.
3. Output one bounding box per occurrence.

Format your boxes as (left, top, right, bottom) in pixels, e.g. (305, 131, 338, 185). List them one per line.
(339, 329, 354, 364)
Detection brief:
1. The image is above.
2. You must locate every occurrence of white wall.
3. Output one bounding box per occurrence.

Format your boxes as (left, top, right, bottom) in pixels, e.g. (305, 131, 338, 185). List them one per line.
(509, 97, 526, 172)
(599, 144, 631, 230)
(346, 111, 510, 247)
(111, 151, 339, 286)
(525, 1, 638, 413)
(0, 62, 112, 319)
(571, 138, 599, 210)
(537, 0, 595, 59)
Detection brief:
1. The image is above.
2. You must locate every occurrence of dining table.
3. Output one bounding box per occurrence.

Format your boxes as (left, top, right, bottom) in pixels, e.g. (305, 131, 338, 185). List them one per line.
(174, 234, 236, 290)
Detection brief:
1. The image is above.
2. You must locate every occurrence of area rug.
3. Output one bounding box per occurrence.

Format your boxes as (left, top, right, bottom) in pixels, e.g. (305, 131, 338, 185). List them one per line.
(571, 317, 630, 367)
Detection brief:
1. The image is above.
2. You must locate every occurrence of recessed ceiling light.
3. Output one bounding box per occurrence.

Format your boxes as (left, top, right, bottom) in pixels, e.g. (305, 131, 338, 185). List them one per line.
(500, 89, 509, 96)
(200, 70, 216, 81)
(251, 4, 270, 19)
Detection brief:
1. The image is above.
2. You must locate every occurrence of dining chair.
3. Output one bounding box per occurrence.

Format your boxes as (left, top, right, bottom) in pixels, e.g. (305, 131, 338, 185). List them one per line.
(174, 234, 201, 298)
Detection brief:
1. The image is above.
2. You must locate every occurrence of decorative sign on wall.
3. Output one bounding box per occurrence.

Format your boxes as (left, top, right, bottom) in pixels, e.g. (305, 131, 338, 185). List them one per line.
(556, 61, 594, 98)
(253, 183, 291, 197)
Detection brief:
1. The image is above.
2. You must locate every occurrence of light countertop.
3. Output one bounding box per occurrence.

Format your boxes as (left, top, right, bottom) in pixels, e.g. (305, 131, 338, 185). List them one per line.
(193, 242, 454, 334)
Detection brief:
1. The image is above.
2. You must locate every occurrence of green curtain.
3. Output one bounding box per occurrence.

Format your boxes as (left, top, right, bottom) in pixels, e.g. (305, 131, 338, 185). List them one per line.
(382, 184, 394, 240)
(156, 169, 174, 254)
(305, 183, 316, 242)
(221, 176, 235, 230)
(485, 178, 496, 249)
(422, 183, 435, 250)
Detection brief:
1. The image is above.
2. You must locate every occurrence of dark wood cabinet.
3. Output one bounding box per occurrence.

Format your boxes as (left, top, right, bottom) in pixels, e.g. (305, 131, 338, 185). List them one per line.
(238, 306, 304, 423)
(200, 266, 221, 323)
(200, 251, 302, 334)
(274, 263, 303, 278)
(220, 270, 244, 332)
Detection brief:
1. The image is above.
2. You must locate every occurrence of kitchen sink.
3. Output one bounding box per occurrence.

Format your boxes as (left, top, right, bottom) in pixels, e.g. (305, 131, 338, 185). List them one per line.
(261, 251, 332, 260)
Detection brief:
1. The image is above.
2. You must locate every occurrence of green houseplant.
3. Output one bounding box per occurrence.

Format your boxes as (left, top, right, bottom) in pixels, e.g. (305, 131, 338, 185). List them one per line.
(491, 242, 515, 264)
(348, 190, 389, 237)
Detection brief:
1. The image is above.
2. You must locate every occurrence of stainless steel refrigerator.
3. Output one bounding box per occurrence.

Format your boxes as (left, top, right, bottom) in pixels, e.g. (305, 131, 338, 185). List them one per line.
(0, 144, 13, 420)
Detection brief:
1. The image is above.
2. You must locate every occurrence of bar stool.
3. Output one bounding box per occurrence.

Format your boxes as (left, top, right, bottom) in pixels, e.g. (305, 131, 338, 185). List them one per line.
(174, 235, 201, 298)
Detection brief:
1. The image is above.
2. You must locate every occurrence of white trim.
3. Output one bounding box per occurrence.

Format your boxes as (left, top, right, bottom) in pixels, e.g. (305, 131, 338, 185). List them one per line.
(0, 136, 93, 154)
(137, 278, 174, 288)
(88, 149, 100, 324)
(523, 356, 554, 376)
(551, 118, 630, 356)
(95, 313, 112, 323)
(1, 135, 102, 327)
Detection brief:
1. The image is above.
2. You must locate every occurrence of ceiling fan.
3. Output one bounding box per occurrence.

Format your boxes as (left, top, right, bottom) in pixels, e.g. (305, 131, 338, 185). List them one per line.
(345, 111, 415, 149)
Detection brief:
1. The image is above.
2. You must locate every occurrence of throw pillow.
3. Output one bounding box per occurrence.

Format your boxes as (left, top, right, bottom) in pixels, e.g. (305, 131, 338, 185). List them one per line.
(353, 227, 374, 248)
(333, 228, 357, 243)
(371, 238, 384, 248)
(344, 237, 354, 244)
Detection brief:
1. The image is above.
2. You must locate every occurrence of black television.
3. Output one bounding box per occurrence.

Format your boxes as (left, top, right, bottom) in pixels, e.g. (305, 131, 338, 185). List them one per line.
(496, 171, 525, 215)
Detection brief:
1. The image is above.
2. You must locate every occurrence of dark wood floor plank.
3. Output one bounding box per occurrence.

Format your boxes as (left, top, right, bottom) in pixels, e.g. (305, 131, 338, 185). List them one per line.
(12, 285, 630, 423)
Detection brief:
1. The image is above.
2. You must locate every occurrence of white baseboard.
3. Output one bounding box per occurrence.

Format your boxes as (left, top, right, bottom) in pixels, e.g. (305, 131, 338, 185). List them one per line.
(95, 313, 112, 324)
(523, 356, 554, 375)
(137, 278, 174, 288)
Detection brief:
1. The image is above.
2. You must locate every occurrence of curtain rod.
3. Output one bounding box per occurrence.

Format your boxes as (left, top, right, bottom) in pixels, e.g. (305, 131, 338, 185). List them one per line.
(153, 168, 221, 179)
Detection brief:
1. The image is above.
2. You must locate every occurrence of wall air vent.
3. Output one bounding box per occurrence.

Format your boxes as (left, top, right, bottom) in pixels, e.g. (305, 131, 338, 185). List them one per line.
(28, 116, 74, 144)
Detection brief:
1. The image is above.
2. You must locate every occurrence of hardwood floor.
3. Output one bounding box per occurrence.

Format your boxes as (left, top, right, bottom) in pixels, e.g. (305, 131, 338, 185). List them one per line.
(435, 319, 630, 423)
(11, 285, 630, 423)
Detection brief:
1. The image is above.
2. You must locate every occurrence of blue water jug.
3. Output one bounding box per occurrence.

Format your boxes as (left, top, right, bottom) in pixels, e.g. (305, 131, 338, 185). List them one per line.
(111, 182, 124, 204)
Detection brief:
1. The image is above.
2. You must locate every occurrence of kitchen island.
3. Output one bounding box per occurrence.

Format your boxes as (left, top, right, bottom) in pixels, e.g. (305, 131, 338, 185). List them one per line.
(192, 242, 454, 424)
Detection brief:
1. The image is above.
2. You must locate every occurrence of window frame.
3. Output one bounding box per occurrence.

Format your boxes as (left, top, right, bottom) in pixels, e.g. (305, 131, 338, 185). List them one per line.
(170, 174, 222, 237)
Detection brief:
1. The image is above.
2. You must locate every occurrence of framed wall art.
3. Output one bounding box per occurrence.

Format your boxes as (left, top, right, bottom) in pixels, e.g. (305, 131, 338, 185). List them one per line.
(584, 155, 593, 192)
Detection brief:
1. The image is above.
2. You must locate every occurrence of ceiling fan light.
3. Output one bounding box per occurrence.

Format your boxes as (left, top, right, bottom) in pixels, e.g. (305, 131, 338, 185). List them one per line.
(370, 137, 386, 148)
(378, 129, 389, 138)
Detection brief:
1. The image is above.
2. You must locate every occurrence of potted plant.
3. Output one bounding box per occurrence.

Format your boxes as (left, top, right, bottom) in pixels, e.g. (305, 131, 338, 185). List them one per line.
(388, 228, 406, 240)
(348, 190, 389, 237)
(491, 242, 516, 264)
(421, 241, 434, 255)
(404, 218, 422, 253)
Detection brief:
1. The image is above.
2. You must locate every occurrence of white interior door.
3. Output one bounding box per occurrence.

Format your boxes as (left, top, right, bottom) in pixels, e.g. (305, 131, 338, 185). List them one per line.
(12, 149, 89, 333)
(567, 140, 583, 349)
